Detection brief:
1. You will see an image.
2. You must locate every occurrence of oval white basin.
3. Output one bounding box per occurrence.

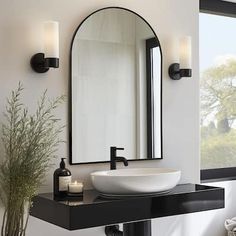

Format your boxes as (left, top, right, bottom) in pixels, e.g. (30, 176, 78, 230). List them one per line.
(91, 168, 181, 196)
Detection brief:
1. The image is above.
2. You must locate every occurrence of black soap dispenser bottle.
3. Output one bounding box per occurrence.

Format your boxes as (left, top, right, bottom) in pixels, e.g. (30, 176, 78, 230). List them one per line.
(53, 158, 72, 198)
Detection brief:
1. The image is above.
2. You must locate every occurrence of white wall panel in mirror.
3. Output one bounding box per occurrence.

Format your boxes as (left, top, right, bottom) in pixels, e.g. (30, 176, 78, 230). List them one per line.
(70, 7, 162, 164)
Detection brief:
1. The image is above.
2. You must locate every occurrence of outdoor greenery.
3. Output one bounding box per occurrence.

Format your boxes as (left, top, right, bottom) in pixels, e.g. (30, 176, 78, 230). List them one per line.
(0, 83, 65, 236)
(201, 59, 236, 169)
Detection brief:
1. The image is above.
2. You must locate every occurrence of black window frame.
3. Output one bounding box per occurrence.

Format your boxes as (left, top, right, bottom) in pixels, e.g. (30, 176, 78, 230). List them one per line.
(200, 0, 236, 182)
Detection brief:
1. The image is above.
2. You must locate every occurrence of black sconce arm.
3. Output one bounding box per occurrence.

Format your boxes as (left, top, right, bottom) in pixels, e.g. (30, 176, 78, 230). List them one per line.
(168, 63, 192, 80)
(30, 53, 59, 73)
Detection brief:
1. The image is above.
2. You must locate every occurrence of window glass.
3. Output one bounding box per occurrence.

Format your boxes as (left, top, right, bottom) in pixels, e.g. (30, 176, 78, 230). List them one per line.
(200, 13, 236, 169)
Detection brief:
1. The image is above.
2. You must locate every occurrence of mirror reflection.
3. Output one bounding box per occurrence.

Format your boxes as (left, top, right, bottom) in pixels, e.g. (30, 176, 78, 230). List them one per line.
(70, 8, 162, 164)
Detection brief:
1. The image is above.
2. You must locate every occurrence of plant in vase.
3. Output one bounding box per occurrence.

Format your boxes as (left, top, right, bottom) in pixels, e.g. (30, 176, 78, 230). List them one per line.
(0, 83, 65, 236)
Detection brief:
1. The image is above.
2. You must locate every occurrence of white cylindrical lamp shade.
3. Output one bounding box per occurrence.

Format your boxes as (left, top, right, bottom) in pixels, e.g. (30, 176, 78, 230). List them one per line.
(179, 36, 191, 68)
(44, 21, 59, 58)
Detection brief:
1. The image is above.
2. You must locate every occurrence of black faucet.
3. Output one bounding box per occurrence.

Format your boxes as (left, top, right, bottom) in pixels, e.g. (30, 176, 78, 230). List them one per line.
(110, 146, 128, 170)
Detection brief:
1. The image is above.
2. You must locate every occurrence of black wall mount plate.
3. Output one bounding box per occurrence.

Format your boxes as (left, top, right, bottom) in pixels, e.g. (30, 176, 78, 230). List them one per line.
(30, 53, 49, 73)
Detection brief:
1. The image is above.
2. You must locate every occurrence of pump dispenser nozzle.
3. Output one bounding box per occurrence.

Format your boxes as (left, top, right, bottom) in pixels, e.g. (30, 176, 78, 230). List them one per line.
(60, 158, 66, 169)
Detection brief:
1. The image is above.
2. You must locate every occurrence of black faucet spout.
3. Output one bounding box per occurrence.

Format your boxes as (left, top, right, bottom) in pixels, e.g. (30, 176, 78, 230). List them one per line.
(116, 156, 128, 167)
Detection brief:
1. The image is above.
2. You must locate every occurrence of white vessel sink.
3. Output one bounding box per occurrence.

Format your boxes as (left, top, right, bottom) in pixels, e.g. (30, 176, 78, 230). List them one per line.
(91, 168, 181, 196)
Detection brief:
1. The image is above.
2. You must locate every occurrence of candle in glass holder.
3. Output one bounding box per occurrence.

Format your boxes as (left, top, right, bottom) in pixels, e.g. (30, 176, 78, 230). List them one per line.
(68, 181, 83, 193)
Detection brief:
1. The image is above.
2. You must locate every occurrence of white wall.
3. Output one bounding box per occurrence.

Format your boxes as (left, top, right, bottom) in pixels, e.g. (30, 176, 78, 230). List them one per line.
(0, 0, 232, 236)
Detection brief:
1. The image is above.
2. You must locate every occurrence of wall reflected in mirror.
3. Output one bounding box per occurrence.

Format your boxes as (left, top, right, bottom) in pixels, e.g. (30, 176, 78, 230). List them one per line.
(70, 8, 162, 164)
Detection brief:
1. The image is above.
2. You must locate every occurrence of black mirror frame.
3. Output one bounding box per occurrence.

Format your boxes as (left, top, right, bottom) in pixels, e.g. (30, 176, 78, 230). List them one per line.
(68, 6, 163, 165)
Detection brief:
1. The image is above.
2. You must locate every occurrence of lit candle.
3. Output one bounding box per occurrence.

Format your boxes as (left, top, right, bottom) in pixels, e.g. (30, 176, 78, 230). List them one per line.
(179, 36, 192, 68)
(44, 21, 59, 59)
(68, 181, 83, 193)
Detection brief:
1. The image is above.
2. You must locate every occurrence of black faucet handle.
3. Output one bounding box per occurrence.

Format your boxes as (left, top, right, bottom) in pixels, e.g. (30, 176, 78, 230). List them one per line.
(110, 147, 124, 152)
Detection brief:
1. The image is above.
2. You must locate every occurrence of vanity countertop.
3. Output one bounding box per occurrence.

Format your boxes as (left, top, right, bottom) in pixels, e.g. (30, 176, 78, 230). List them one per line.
(30, 184, 224, 230)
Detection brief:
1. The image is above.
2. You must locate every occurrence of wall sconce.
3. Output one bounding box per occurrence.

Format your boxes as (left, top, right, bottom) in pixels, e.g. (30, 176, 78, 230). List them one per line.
(31, 21, 59, 73)
(168, 36, 192, 80)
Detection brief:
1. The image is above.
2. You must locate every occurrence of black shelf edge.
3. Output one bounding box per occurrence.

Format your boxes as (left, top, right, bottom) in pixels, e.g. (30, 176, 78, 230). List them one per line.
(30, 184, 224, 230)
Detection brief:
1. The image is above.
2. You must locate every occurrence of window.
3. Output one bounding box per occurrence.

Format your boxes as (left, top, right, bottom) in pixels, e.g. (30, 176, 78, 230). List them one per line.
(200, 0, 236, 181)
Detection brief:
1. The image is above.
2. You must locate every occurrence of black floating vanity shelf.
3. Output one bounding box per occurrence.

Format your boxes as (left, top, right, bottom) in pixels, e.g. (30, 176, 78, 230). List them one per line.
(30, 184, 224, 231)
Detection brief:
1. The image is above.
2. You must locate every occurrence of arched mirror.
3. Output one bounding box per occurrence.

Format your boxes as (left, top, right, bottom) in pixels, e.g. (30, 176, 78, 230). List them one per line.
(69, 7, 162, 164)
